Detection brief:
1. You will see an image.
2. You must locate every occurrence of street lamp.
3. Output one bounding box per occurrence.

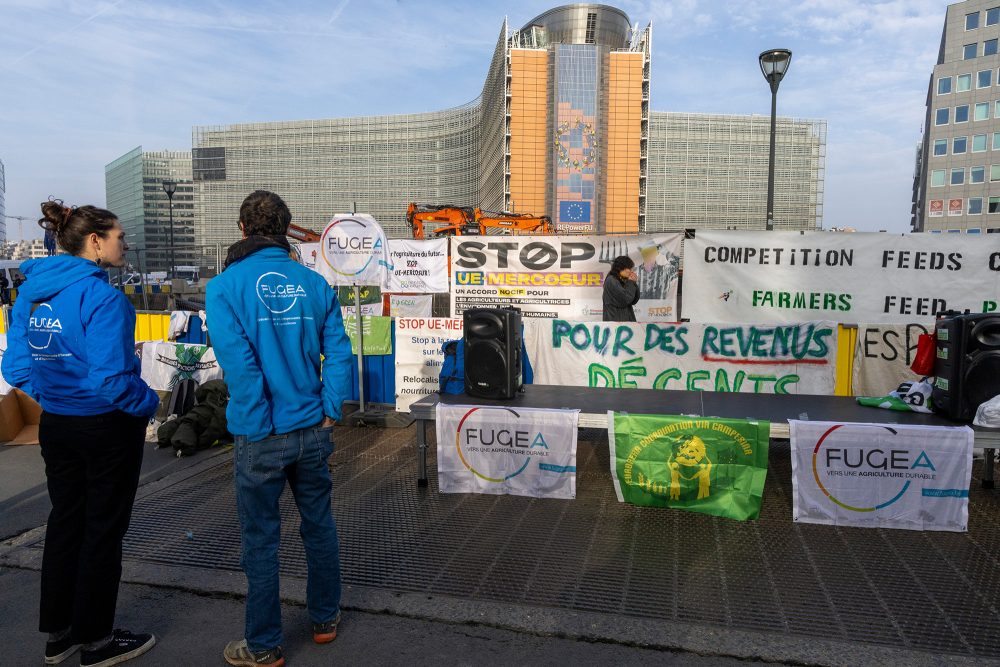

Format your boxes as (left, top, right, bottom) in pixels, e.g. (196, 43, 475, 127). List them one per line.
(759, 48, 792, 231)
(162, 179, 177, 276)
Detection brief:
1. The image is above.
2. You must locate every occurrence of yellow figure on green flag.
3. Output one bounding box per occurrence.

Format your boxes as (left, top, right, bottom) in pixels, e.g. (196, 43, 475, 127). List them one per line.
(608, 413, 770, 521)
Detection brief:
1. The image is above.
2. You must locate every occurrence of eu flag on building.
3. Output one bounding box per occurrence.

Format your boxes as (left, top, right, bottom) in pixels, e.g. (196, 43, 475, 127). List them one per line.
(559, 200, 591, 223)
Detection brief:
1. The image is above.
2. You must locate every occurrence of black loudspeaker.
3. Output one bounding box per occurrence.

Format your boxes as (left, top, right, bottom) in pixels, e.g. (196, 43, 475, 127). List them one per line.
(464, 308, 522, 399)
(932, 312, 1000, 421)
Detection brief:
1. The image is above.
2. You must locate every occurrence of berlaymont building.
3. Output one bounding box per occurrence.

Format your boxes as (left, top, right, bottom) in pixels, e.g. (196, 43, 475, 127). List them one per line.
(177, 4, 826, 255)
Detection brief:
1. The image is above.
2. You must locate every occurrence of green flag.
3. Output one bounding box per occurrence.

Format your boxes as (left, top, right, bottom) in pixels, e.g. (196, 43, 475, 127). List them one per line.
(343, 315, 392, 355)
(608, 413, 770, 521)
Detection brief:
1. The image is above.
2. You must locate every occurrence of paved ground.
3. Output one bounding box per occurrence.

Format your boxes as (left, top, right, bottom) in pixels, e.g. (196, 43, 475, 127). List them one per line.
(2, 427, 999, 666)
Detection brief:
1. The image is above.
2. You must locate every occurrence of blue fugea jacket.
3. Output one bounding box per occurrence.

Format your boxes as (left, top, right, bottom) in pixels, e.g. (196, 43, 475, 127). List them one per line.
(206, 247, 353, 442)
(1, 255, 159, 417)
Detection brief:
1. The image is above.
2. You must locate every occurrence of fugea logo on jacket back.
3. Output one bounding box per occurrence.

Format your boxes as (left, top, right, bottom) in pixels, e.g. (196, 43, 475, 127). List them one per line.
(256, 272, 307, 314)
(28, 303, 61, 350)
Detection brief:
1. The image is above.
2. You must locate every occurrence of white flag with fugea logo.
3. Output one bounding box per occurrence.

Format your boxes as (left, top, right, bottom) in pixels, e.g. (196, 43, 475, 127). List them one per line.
(436, 404, 579, 498)
(790, 420, 973, 532)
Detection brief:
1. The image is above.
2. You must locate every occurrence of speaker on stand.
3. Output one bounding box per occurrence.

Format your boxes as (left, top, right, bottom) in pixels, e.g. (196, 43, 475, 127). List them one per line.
(932, 312, 1000, 422)
(463, 308, 523, 399)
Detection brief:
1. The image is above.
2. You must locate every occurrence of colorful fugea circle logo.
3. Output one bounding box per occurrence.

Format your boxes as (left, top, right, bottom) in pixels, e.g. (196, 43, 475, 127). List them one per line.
(454, 407, 532, 483)
(320, 217, 383, 278)
(811, 424, 924, 512)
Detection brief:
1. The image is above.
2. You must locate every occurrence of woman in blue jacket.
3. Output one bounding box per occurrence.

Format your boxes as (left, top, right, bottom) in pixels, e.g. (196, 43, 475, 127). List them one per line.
(2, 200, 159, 667)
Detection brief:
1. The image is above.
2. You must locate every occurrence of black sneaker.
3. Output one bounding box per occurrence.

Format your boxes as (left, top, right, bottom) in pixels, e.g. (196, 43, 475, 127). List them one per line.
(79, 629, 156, 667)
(44, 635, 81, 664)
(312, 610, 342, 644)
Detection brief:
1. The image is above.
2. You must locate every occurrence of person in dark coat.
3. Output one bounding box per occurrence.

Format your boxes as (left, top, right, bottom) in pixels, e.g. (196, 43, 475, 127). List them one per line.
(603, 255, 639, 322)
(0, 272, 9, 306)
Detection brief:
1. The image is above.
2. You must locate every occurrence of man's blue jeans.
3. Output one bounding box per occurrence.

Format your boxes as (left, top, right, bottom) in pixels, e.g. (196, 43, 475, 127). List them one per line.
(234, 423, 341, 651)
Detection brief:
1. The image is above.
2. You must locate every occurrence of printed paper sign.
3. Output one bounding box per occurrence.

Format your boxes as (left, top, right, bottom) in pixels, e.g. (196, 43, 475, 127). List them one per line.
(450, 234, 682, 321)
(608, 413, 770, 520)
(314, 214, 391, 288)
(437, 404, 579, 498)
(524, 319, 837, 395)
(389, 294, 433, 318)
(387, 239, 448, 293)
(140, 342, 223, 391)
(343, 316, 392, 355)
(790, 420, 973, 531)
(394, 318, 463, 412)
(683, 230, 1000, 324)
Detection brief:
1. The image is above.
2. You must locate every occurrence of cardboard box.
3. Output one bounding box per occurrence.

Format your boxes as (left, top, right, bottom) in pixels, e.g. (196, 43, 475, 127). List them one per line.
(0, 388, 42, 445)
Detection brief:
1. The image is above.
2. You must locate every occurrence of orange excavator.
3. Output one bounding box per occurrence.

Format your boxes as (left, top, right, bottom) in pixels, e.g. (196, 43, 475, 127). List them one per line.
(407, 203, 553, 240)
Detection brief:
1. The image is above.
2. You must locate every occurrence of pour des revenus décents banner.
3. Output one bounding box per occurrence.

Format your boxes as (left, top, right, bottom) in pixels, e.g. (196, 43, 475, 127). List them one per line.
(683, 231, 1000, 324)
(523, 319, 838, 394)
(450, 234, 682, 321)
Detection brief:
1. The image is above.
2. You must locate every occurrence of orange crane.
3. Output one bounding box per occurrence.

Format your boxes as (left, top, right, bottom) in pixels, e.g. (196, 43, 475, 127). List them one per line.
(407, 203, 553, 239)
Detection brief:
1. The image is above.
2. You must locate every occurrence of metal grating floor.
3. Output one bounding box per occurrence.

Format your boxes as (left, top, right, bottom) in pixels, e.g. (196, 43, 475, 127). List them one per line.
(67, 426, 1000, 658)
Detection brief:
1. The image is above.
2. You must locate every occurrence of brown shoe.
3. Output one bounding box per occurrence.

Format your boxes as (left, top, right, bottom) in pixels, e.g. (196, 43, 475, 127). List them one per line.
(223, 639, 284, 667)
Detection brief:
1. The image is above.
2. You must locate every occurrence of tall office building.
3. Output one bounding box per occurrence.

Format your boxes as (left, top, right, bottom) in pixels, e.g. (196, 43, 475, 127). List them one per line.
(105, 147, 197, 273)
(0, 157, 6, 244)
(189, 3, 825, 256)
(915, 0, 1000, 233)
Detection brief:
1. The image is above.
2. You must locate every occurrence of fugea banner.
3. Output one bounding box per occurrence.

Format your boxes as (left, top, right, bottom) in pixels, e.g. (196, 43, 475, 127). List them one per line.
(386, 239, 448, 293)
(789, 420, 973, 531)
(450, 234, 682, 321)
(394, 318, 463, 412)
(683, 231, 1000, 324)
(523, 319, 837, 394)
(315, 214, 391, 288)
(436, 404, 579, 498)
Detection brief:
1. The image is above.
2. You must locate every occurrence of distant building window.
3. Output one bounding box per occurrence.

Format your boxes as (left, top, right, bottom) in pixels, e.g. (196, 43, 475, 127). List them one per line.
(968, 12, 981, 30)
(936, 108, 950, 125)
(932, 169, 946, 186)
(977, 102, 991, 120)
(989, 8, 1000, 26)
(970, 198, 984, 215)
(994, 132, 1000, 149)
(948, 229, 962, 233)
(938, 76, 953, 94)
(954, 136, 968, 154)
(969, 226, 983, 232)
(988, 227, 1000, 232)
(952, 168, 966, 185)
(965, 43, 978, 59)
(956, 104, 970, 123)
(934, 139, 948, 156)
(980, 70, 993, 88)
(972, 166, 986, 183)
(996, 100, 1000, 118)
(986, 39, 999, 56)
(974, 134, 988, 152)
(991, 164, 1000, 181)
(192, 147, 226, 181)
(958, 73, 972, 91)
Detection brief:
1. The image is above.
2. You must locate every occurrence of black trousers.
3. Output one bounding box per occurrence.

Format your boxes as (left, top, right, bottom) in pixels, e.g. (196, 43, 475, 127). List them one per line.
(38, 410, 146, 642)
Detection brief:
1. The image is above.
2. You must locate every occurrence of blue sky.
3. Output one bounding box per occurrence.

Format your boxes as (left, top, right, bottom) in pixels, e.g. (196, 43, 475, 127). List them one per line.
(0, 0, 950, 239)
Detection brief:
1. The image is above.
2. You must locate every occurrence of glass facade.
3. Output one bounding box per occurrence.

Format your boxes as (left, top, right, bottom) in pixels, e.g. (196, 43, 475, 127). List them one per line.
(554, 44, 599, 233)
(105, 147, 196, 273)
(187, 4, 824, 250)
(645, 113, 826, 231)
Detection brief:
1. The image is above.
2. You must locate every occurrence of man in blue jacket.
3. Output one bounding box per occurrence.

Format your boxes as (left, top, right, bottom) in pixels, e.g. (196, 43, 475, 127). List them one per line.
(206, 191, 352, 667)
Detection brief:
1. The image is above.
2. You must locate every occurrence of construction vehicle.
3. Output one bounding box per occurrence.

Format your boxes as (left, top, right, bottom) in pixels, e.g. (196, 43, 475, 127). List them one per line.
(286, 223, 321, 243)
(407, 203, 553, 240)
